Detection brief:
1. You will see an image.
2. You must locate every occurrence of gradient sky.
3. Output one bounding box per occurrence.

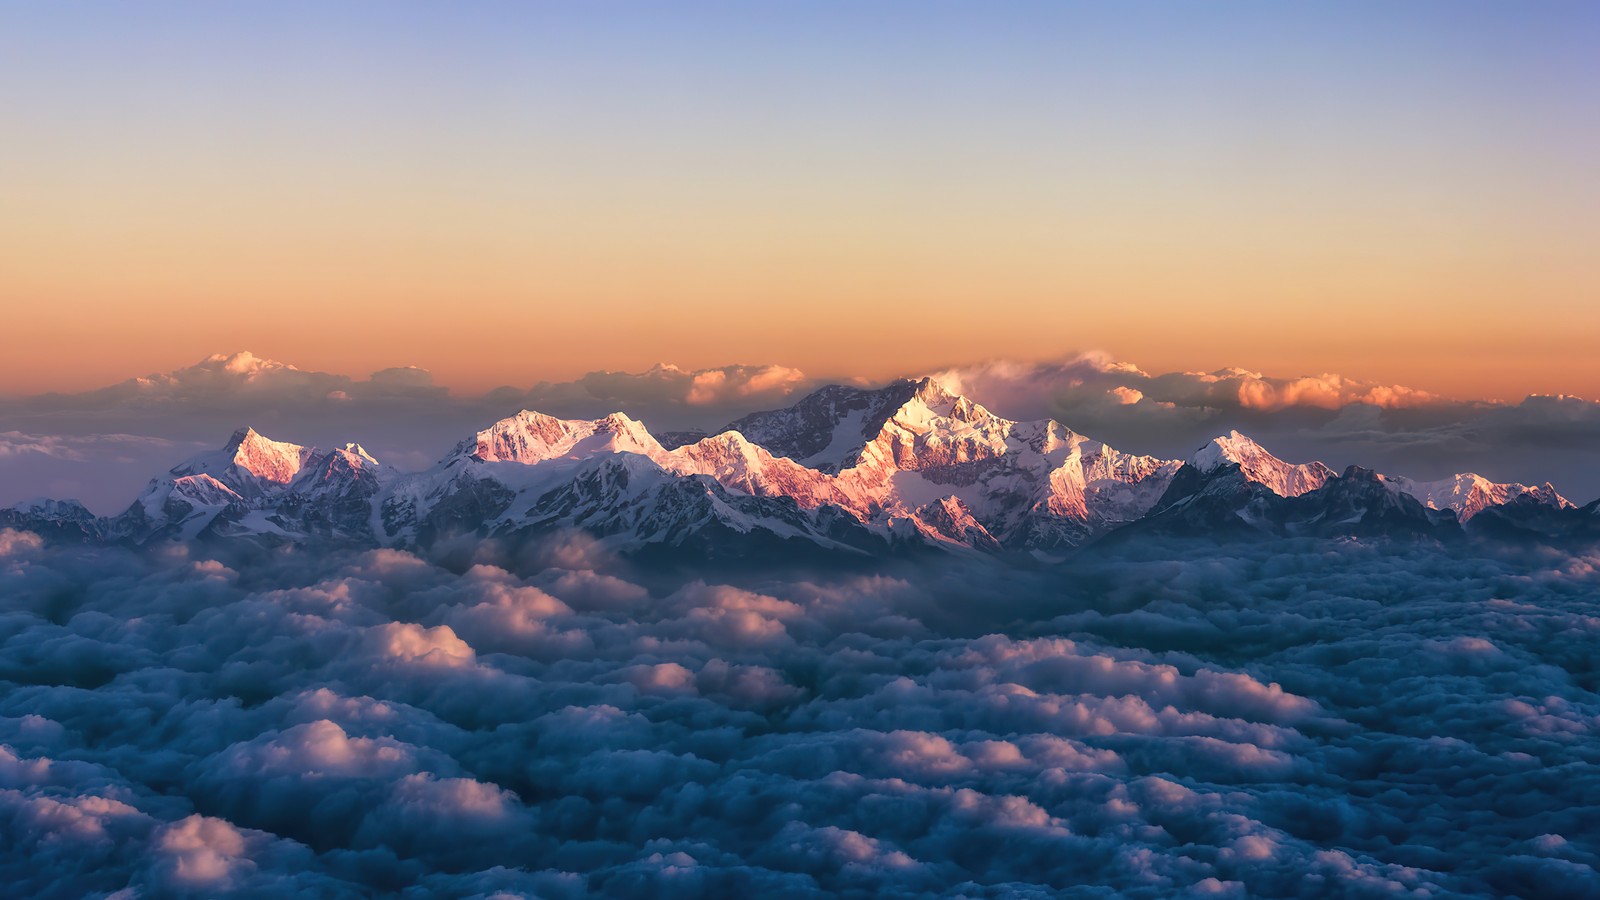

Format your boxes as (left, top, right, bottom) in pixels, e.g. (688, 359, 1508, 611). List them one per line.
(3, 2, 1597, 399)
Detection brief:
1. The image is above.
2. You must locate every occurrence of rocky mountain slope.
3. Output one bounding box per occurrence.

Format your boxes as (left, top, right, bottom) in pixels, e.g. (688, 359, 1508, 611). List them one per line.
(3, 380, 1586, 559)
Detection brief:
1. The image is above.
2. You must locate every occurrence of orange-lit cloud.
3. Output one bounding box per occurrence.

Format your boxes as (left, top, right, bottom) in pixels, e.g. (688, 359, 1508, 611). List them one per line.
(1185, 369, 1440, 412)
(929, 353, 1446, 425)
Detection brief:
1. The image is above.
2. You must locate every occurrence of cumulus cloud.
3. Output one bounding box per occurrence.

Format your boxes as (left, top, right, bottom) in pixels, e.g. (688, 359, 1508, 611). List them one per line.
(31, 351, 448, 411)
(490, 362, 820, 427)
(929, 353, 1440, 420)
(40, 353, 819, 427)
(148, 814, 317, 894)
(0, 529, 43, 559)
(684, 365, 810, 406)
(0, 536, 1595, 896)
(1156, 367, 1439, 412)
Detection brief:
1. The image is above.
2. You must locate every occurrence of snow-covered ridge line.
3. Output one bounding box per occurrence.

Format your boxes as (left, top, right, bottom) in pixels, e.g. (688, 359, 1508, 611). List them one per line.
(1191, 430, 1334, 498)
(1188, 428, 1572, 521)
(1379, 472, 1571, 522)
(418, 377, 1183, 552)
(2, 379, 1585, 554)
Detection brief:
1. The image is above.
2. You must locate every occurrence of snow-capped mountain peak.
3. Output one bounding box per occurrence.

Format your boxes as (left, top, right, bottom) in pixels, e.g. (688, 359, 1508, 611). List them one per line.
(225, 427, 318, 484)
(708, 379, 1183, 549)
(0, 497, 102, 541)
(463, 410, 668, 465)
(1191, 431, 1334, 497)
(8, 497, 95, 521)
(722, 381, 928, 472)
(901, 376, 966, 417)
(340, 443, 380, 468)
(108, 428, 392, 544)
(721, 377, 1024, 473)
(301, 443, 382, 483)
(1379, 472, 1572, 522)
(25, 378, 1595, 558)
(159, 427, 320, 500)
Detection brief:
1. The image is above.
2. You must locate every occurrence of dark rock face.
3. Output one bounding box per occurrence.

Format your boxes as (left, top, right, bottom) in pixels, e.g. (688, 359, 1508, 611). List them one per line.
(1468, 495, 1600, 546)
(1111, 464, 1462, 545)
(416, 476, 515, 546)
(1121, 463, 1288, 540)
(0, 500, 102, 542)
(1286, 466, 1460, 539)
(722, 380, 922, 471)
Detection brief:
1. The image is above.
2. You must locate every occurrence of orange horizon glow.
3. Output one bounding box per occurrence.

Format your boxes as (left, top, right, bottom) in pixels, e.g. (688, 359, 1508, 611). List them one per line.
(2, 339, 1595, 409)
(3, 4, 1596, 403)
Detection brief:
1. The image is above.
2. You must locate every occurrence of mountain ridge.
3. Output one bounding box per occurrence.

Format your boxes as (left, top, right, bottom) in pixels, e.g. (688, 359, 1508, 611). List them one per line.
(3, 380, 1588, 560)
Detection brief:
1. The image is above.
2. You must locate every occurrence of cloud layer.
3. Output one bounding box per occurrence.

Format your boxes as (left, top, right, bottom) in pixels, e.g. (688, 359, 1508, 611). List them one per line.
(1, 530, 1596, 896)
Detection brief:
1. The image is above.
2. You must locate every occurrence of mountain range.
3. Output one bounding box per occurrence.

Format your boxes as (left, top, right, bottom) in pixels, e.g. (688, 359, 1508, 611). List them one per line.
(5, 378, 1595, 561)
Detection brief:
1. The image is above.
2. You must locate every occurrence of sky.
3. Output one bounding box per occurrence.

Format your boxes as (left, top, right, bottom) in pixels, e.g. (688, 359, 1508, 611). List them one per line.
(2, 2, 1598, 399)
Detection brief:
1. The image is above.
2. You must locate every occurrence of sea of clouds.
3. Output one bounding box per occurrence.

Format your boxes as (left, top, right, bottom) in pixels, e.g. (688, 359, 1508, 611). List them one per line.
(1, 528, 1598, 897)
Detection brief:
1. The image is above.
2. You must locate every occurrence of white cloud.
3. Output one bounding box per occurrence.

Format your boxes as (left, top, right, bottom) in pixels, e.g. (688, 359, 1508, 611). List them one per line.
(0, 527, 1598, 895)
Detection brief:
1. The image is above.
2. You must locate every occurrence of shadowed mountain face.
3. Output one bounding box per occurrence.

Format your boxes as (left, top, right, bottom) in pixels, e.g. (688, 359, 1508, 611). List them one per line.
(720, 380, 932, 473)
(3, 380, 1589, 563)
(1122, 463, 1465, 544)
